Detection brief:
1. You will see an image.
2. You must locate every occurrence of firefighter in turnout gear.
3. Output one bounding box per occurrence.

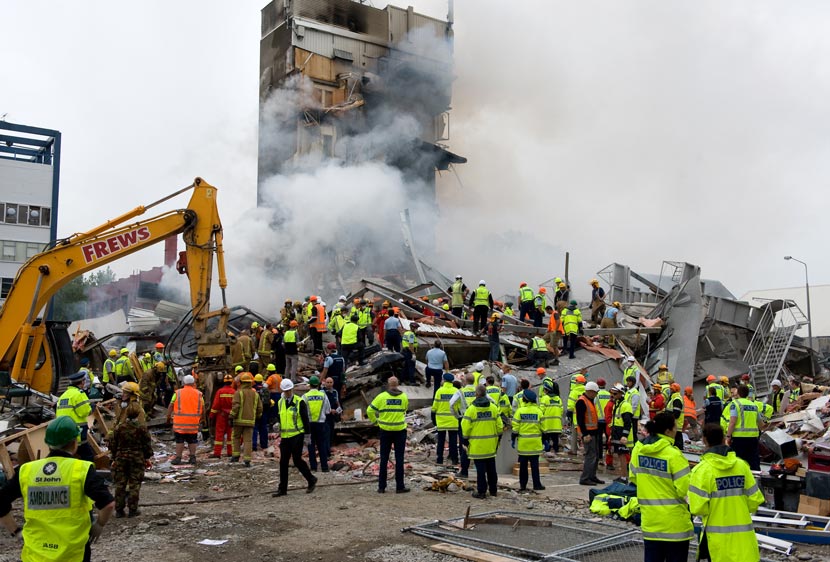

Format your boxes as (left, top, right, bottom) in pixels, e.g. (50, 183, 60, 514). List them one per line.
(209, 373, 235, 458)
(230, 372, 262, 467)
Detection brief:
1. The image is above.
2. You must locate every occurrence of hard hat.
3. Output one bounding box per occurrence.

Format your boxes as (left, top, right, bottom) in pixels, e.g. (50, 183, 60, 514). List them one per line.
(554, 278, 562, 284)
(421, 296, 428, 301)
(658, 364, 668, 371)
(223, 373, 233, 383)
(612, 383, 626, 393)
(741, 373, 750, 381)
(771, 379, 782, 387)
(67, 371, 86, 382)
(155, 342, 165, 349)
(252, 321, 260, 329)
(120, 347, 130, 354)
(519, 282, 527, 287)
(706, 375, 716, 382)
(155, 361, 166, 370)
(183, 375, 196, 385)
(473, 362, 484, 371)
(585, 382, 599, 392)
(539, 287, 547, 294)
(574, 374, 586, 383)
(558, 282, 566, 288)
(309, 375, 320, 386)
(479, 280, 486, 285)
(294, 301, 302, 306)
(285, 299, 292, 304)
(719, 376, 729, 384)
(309, 296, 317, 302)
(590, 278, 599, 285)
(491, 312, 501, 319)
(596, 378, 606, 387)
(432, 299, 440, 305)
(626, 355, 636, 363)
(455, 274, 462, 279)
(254, 374, 264, 382)
(143, 352, 151, 359)
(320, 301, 326, 307)
(612, 301, 621, 308)
(536, 367, 546, 376)
(45, 416, 81, 447)
(569, 299, 577, 306)
(235, 365, 243, 373)
(339, 295, 347, 302)
(290, 320, 298, 327)
(670, 383, 681, 392)
(108, 349, 117, 357)
(684, 386, 693, 395)
(267, 363, 276, 371)
(505, 302, 513, 307)
(523, 389, 538, 403)
(122, 381, 140, 395)
(326, 343, 337, 351)
(280, 379, 294, 391)
(653, 383, 662, 390)
(240, 373, 254, 383)
(392, 307, 400, 314)
(442, 304, 450, 310)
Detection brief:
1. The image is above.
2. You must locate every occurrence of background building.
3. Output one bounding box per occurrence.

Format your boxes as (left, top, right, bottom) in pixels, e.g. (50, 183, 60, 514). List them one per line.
(0, 121, 61, 303)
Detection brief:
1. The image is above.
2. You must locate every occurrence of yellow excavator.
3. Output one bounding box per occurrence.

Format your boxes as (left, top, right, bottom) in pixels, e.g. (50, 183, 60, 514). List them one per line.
(0, 177, 232, 397)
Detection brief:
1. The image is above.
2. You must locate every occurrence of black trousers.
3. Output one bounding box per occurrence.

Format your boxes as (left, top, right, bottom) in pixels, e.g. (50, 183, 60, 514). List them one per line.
(473, 305, 489, 332)
(519, 455, 543, 489)
(643, 539, 690, 562)
(565, 333, 578, 358)
(310, 327, 323, 353)
(731, 436, 760, 470)
(533, 308, 543, 327)
(544, 432, 560, 453)
(385, 329, 402, 352)
(379, 429, 407, 491)
(519, 301, 533, 322)
(341, 343, 362, 366)
(436, 429, 458, 463)
(426, 367, 443, 394)
(307, 422, 329, 471)
(457, 419, 470, 474)
(451, 306, 463, 318)
(474, 458, 498, 495)
(278, 434, 314, 493)
(401, 348, 416, 383)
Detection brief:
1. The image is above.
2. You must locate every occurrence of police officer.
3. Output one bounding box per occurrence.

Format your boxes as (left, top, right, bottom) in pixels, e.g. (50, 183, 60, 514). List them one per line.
(0, 417, 115, 562)
(629, 411, 694, 561)
(726, 385, 762, 470)
(462, 385, 503, 499)
(431, 373, 460, 465)
(303, 376, 331, 472)
(368, 376, 410, 493)
(273, 379, 317, 496)
(512, 389, 545, 491)
(689, 423, 765, 562)
(540, 378, 563, 454)
(56, 370, 95, 462)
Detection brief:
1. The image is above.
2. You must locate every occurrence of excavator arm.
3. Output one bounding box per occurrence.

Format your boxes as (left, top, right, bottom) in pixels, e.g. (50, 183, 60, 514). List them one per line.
(0, 177, 231, 394)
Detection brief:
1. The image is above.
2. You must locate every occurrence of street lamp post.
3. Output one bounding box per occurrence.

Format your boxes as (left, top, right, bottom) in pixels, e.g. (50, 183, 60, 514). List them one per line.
(784, 256, 815, 377)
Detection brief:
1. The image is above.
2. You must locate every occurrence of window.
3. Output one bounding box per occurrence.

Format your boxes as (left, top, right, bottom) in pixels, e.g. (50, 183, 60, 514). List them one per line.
(0, 278, 12, 299)
(27, 206, 41, 226)
(0, 202, 52, 227)
(5, 204, 17, 224)
(40, 207, 51, 227)
(26, 243, 40, 259)
(2, 242, 16, 260)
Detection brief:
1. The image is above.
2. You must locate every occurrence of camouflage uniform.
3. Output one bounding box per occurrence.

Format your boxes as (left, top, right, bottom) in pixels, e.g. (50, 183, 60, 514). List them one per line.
(110, 418, 153, 514)
(139, 368, 158, 415)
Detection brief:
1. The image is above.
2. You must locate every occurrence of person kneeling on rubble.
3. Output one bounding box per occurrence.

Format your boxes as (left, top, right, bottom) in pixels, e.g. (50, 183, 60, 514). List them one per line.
(689, 423, 764, 562)
(462, 385, 503, 499)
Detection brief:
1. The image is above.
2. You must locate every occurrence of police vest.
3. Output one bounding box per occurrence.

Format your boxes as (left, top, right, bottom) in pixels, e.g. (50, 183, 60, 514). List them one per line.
(485, 385, 501, 404)
(541, 393, 563, 433)
(462, 403, 502, 459)
(513, 404, 544, 455)
(402, 330, 417, 350)
(368, 391, 408, 431)
(326, 355, 345, 381)
(283, 329, 297, 344)
(56, 386, 91, 429)
(304, 389, 327, 422)
(473, 286, 490, 307)
(341, 322, 359, 345)
(669, 392, 684, 428)
(172, 386, 203, 434)
(279, 396, 305, 438)
(531, 337, 547, 352)
(19, 456, 95, 562)
(625, 387, 642, 418)
(432, 383, 460, 430)
(534, 293, 545, 309)
(596, 389, 612, 422)
(520, 287, 534, 303)
(461, 384, 477, 407)
(731, 398, 760, 438)
(451, 280, 464, 306)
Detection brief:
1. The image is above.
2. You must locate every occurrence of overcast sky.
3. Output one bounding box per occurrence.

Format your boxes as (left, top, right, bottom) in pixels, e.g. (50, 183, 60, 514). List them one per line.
(4, 1, 830, 303)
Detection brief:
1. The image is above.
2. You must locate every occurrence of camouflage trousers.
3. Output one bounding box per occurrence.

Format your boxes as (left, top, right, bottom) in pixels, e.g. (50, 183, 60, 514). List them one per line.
(113, 453, 146, 511)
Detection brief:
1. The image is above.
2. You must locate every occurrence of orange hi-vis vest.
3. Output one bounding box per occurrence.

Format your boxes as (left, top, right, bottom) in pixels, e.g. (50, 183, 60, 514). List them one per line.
(578, 394, 598, 432)
(683, 396, 697, 420)
(312, 303, 327, 332)
(173, 386, 203, 434)
(547, 311, 564, 334)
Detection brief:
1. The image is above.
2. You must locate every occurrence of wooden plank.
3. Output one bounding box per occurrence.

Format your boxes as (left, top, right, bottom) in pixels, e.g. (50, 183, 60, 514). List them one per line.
(0, 420, 50, 446)
(583, 327, 662, 336)
(0, 443, 13, 479)
(430, 543, 517, 562)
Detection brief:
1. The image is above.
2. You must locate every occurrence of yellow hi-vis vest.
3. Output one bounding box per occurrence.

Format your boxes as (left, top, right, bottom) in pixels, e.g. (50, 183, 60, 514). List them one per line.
(402, 330, 417, 350)
(461, 402, 503, 459)
(283, 329, 297, 343)
(519, 286, 534, 303)
(341, 322, 359, 345)
(629, 433, 694, 542)
(279, 395, 305, 438)
(540, 393, 563, 433)
(19, 456, 95, 562)
(531, 337, 547, 352)
(513, 403, 544, 455)
(102, 358, 115, 383)
(561, 307, 581, 335)
(731, 398, 760, 438)
(368, 391, 408, 431)
(114, 355, 134, 380)
(625, 386, 642, 418)
(612, 399, 635, 448)
(706, 383, 723, 401)
(461, 384, 477, 407)
(328, 313, 345, 334)
(358, 308, 372, 328)
(304, 389, 326, 422)
(431, 382, 459, 430)
(596, 389, 612, 422)
(56, 386, 91, 443)
(473, 286, 490, 306)
(485, 385, 501, 404)
(451, 280, 464, 307)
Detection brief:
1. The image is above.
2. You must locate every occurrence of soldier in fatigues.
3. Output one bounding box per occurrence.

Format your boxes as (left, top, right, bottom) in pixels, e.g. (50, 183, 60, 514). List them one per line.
(110, 402, 153, 518)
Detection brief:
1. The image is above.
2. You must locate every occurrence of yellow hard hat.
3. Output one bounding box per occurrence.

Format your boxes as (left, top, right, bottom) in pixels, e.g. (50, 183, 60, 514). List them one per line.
(590, 278, 599, 285)
(108, 349, 118, 357)
(254, 374, 264, 382)
(612, 301, 621, 308)
(155, 361, 166, 370)
(558, 282, 566, 288)
(240, 373, 254, 383)
(122, 382, 140, 395)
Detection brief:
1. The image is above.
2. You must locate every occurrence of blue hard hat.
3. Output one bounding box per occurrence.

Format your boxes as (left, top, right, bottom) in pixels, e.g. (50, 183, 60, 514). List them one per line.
(523, 389, 537, 403)
(442, 373, 454, 382)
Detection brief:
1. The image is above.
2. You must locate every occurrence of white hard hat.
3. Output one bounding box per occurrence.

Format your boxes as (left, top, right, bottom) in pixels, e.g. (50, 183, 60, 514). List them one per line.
(473, 362, 484, 371)
(455, 274, 462, 279)
(183, 375, 195, 385)
(479, 280, 486, 285)
(585, 382, 600, 392)
(320, 301, 326, 307)
(626, 355, 635, 362)
(612, 383, 626, 393)
(432, 299, 440, 305)
(339, 295, 346, 302)
(280, 379, 295, 391)
(771, 379, 782, 387)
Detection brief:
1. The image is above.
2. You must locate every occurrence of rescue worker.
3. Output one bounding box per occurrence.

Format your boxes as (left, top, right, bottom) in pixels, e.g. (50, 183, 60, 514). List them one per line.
(689, 423, 764, 562)
(589, 278, 606, 326)
(610, 384, 634, 479)
(357, 299, 374, 348)
(139, 361, 162, 415)
(769, 379, 784, 415)
(543, 305, 563, 366)
(726, 385, 762, 470)
(623, 355, 639, 382)
(368, 376, 410, 493)
(111, 382, 145, 430)
(629, 411, 694, 560)
(323, 377, 341, 457)
(209, 373, 235, 458)
(166, 375, 205, 466)
(341, 313, 361, 367)
(264, 365, 282, 426)
(229, 331, 244, 369)
(554, 280, 569, 310)
(649, 383, 666, 418)
(280, 299, 295, 328)
(468, 280, 494, 334)
(462, 385, 503, 498)
(308, 297, 327, 354)
(384, 307, 403, 352)
(540, 377, 563, 454)
(103, 349, 117, 395)
(284, 320, 300, 381)
(252, 374, 272, 455)
(333, 295, 347, 315)
(487, 312, 502, 362)
(237, 330, 254, 366)
(704, 385, 723, 425)
(739, 373, 755, 400)
(56, 370, 95, 462)
(518, 281, 535, 323)
(788, 378, 801, 408)
(667, 383, 685, 450)
(110, 401, 152, 518)
(426, 340, 449, 393)
(705, 375, 723, 401)
(257, 323, 274, 370)
(448, 275, 467, 318)
(601, 301, 621, 346)
(114, 347, 135, 383)
(328, 307, 345, 352)
(595, 378, 612, 455)
(321, 343, 346, 397)
(655, 364, 674, 387)
(401, 322, 419, 384)
(485, 375, 502, 404)
(230, 372, 262, 467)
(138, 352, 153, 374)
(561, 300, 583, 359)
(304, 376, 331, 472)
(431, 373, 460, 465)
(528, 334, 550, 367)
(271, 324, 286, 375)
(503, 301, 514, 317)
(683, 386, 698, 432)
(273, 379, 317, 496)
(576, 382, 602, 486)
(533, 287, 547, 328)
(567, 373, 587, 455)
(719, 376, 730, 401)
(0, 417, 115, 561)
(624, 375, 642, 434)
(513, 389, 545, 491)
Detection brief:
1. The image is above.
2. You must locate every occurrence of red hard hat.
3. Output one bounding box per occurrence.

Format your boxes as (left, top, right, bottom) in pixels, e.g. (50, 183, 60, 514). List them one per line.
(596, 378, 606, 387)
(310, 295, 318, 301)
(741, 373, 750, 380)
(539, 287, 547, 294)
(155, 342, 164, 349)
(684, 386, 693, 395)
(706, 375, 716, 382)
(519, 282, 527, 287)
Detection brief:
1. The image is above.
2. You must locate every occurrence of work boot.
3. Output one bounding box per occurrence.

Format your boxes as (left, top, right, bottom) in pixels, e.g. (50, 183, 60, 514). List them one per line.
(272, 490, 287, 497)
(115, 509, 126, 518)
(229, 456, 239, 463)
(471, 492, 486, 499)
(244, 460, 251, 467)
(306, 476, 318, 494)
(552, 359, 560, 366)
(128, 508, 141, 518)
(395, 487, 411, 494)
(171, 457, 184, 465)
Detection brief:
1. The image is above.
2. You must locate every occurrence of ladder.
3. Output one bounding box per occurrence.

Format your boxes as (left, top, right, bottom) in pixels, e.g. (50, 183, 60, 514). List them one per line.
(756, 506, 830, 533)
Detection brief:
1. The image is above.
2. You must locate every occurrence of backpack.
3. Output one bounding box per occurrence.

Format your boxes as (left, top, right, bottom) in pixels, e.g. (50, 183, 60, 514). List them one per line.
(258, 386, 271, 410)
